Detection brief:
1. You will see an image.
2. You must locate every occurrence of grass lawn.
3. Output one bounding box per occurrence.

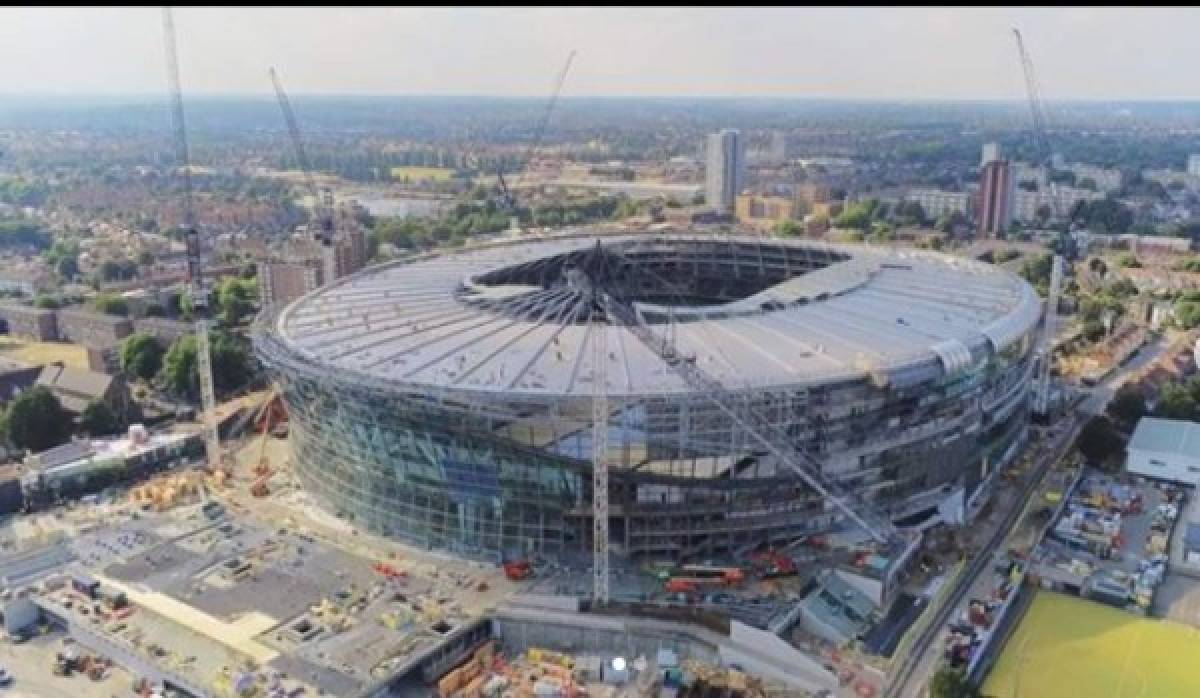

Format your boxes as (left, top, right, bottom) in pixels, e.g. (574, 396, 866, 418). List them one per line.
(0, 338, 89, 369)
(390, 166, 456, 182)
(983, 591, 1200, 698)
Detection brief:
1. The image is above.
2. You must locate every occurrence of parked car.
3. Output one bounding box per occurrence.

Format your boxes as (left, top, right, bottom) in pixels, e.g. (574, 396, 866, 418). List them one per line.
(0, 666, 14, 685)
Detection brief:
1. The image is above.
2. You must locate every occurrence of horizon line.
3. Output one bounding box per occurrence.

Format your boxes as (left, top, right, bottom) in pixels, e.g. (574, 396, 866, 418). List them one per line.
(2, 91, 1200, 104)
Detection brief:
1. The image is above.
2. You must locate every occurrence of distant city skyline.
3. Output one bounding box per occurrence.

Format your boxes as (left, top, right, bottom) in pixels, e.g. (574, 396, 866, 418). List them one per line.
(2, 7, 1200, 100)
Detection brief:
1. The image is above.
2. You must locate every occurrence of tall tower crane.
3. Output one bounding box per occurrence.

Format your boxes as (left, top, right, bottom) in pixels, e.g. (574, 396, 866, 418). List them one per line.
(1014, 28, 1067, 417)
(163, 7, 221, 473)
(590, 312, 610, 605)
(463, 50, 576, 219)
(1013, 28, 1064, 223)
(269, 67, 334, 247)
(572, 244, 916, 611)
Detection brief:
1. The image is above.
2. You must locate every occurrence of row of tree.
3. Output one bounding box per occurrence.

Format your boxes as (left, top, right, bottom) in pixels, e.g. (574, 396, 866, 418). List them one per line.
(0, 386, 119, 453)
(121, 330, 255, 399)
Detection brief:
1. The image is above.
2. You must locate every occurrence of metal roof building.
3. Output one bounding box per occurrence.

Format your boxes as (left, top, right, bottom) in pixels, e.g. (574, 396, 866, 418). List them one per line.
(256, 230, 1042, 562)
(1126, 417, 1200, 486)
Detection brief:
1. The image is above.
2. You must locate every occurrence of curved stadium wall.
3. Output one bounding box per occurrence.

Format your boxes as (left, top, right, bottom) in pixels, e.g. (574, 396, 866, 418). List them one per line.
(254, 230, 1042, 562)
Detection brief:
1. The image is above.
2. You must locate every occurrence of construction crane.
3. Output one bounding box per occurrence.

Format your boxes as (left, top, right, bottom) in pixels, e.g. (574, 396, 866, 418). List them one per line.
(162, 6, 222, 475)
(1035, 254, 1064, 417)
(1014, 28, 1069, 417)
(1013, 28, 1069, 228)
(585, 243, 901, 548)
(463, 50, 576, 220)
(269, 67, 334, 247)
(590, 303, 610, 605)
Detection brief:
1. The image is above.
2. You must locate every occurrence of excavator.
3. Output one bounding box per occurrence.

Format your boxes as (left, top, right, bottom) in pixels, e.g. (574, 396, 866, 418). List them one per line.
(247, 388, 287, 498)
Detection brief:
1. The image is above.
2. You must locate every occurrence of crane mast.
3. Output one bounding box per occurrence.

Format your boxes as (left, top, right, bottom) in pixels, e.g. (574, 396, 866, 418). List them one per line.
(589, 245, 899, 546)
(1014, 28, 1068, 417)
(591, 313, 610, 604)
(1012, 28, 1061, 221)
(1035, 254, 1064, 416)
(163, 7, 221, 472)
(469, 50, 575, 218)
(269, 67, 334, 246)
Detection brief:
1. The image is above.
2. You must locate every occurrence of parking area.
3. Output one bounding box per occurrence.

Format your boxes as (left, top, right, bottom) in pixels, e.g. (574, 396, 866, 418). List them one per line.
(1028, 472, 1182, 612)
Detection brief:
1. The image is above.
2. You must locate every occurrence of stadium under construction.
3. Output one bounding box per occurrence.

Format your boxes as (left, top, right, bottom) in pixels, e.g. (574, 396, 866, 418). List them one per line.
(253, 230, 1043, 570)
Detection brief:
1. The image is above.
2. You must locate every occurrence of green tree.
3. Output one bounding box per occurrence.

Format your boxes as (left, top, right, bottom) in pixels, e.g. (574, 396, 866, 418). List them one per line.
(160, 332, 254, 398)
(1020, 253, 1054, 293)
(1107, 386, 1147, 428)
(56, 256, 79, 280)
(930, 667, 979, 698)
(775, 219, 801, 237)
(80, 400, 119, 437)
(160, 335, 199, 398)
(120, 333, 165, 382)
(216, 278, 258, 326)
(5, 386, 71, 453)
(1176, 300, 1200, 330)
(1076, 416, 1126, 468)
(33, 294, 60, 309)
(92, 293, 129, 316)
(1156, 384, 1197, 421)
(1117, 254, 1142, 269)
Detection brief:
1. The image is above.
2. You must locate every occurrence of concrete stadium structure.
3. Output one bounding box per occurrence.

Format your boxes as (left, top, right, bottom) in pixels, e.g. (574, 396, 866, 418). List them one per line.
(254, 230, 1043, 563)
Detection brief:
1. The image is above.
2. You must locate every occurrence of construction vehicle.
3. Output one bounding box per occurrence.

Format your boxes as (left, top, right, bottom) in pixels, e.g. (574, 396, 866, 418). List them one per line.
(250, 470, 272, 498)
(162, 7, 224, 478)
(748, 550, 798, 578)
(502, 560, 533, 581)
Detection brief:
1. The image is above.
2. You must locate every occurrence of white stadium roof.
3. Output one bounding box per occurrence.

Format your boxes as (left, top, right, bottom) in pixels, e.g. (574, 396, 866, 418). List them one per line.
(275, 231, 1042, 399)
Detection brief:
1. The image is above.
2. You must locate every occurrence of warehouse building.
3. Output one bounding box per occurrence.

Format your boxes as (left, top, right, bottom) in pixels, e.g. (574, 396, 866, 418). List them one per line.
(1125, 417, 1200, 486)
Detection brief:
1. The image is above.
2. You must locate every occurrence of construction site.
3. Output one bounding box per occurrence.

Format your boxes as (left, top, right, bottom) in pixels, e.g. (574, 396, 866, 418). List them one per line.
(0, 10, 1082, 698)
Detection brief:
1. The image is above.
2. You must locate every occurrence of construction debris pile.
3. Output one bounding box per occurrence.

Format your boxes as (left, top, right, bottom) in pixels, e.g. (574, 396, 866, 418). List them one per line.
(128, 471, 222, 512)
(434, 642, 804, 698)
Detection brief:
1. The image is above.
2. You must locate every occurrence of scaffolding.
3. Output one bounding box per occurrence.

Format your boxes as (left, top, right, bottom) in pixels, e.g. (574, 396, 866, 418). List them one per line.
(252, 232, 1041, 564)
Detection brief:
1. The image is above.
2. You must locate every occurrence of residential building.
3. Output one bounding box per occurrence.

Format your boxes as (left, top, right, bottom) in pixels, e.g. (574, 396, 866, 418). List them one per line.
(36, 363, 133, 418)
(735, 195, 796, 228)
(0, 267, 53, 296)
(980, 142, 1002, 167)
(131, 316, 192, 345)
(56, 307, 132, 348)
(905, 188, 971, 220)
(260, 256, 323, 309)
(1012, 162, 1047, 188)
(86, 346, 121, 374)
(0, 358, 43, 404)
(1011, 186, 1105, 224)
(0, 304, 58, 341)
(706, 129, 745, 214)
(1065, 163, 1123, 193)
(1125, 417, 1200, 486)
(978, 159, 1015, 236)
(1188, 155, 1200, 177)
(769, 130, 788, 165)
(320, 225, 368, 282)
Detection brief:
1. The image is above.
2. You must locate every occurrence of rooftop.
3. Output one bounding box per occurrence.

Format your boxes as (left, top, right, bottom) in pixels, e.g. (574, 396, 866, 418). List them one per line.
(1128, 417, 1200, 458)
(270, 231, 1041, 399)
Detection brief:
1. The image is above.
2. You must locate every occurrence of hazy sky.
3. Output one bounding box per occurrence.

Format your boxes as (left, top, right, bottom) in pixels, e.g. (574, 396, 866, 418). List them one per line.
(1, 7, 1198, 100)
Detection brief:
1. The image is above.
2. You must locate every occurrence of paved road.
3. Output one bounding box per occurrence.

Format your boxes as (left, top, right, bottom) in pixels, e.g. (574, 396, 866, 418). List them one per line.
(1078, 334, 1168, 416)
(884, 418, 1081, 698)
(886, 341, 1167, 698)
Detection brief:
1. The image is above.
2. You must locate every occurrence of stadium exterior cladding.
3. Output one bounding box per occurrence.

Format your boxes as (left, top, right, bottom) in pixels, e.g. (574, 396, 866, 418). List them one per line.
(254, 229, 1043, 563)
